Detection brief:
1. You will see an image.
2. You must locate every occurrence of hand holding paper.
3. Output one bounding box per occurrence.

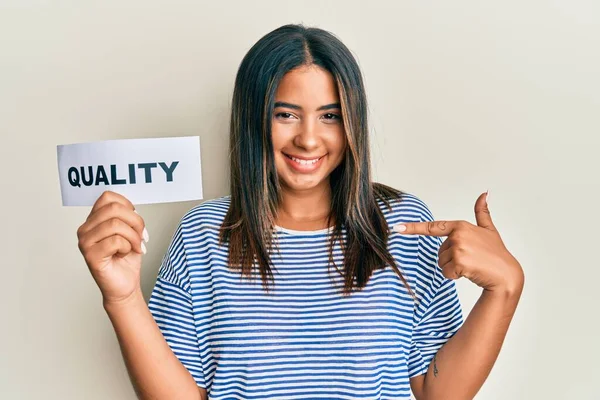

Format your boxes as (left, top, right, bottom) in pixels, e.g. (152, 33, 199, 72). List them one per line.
(77, 191, 148, 305)
(63, 136, 203, 304)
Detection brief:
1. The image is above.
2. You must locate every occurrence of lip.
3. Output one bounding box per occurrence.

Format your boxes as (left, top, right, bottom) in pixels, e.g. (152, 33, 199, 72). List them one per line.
(283, 153, 326, 160)
(282, 152, 326, 173)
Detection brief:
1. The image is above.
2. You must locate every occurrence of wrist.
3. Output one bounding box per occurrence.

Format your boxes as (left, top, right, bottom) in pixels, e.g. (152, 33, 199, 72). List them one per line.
(485, 262, 525, 299)
(482, 281, 523, 302)
(103, 288, 145, 313)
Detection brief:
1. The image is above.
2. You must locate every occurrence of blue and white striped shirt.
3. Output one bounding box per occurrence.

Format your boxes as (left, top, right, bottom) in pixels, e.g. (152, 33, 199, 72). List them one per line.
(148, 193, 464, 399)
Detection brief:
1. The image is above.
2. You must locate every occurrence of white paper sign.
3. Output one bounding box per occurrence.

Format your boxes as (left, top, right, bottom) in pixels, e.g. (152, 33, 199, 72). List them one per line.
(57, 136, 203, 206)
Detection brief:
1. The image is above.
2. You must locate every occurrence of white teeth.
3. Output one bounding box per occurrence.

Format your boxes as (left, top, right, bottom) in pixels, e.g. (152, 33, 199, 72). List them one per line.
(290, 156, 320, 165)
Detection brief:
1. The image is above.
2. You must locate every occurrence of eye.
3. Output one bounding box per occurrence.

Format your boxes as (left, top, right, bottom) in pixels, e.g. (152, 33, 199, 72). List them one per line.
(275, 112, 296, 120)
(323, 113, 341, 121)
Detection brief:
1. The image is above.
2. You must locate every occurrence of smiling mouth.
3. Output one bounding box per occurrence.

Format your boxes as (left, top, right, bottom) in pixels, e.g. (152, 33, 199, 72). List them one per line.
(283, 153, 325, 165)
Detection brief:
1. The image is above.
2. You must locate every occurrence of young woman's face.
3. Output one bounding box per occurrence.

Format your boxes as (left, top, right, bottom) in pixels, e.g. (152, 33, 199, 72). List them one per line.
(271, 65, 346, 195)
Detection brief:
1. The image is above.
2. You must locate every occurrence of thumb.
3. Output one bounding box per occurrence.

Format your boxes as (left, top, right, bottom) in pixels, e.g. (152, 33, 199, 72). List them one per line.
(475, 190, 496, 231)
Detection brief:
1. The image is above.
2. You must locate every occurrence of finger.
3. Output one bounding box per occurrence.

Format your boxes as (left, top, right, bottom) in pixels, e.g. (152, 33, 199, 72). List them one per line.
(90, 190, 135, 215)
(393, 220, 460, 237)
(438, 237, 452, 255)
(438, 246, 453, 267)
(79, 218, 144, 255)
(79, 202, 145, 239)
(475, 190, 496, 231)
(87, 235, 134, 264)
(440, 260, 461, 280)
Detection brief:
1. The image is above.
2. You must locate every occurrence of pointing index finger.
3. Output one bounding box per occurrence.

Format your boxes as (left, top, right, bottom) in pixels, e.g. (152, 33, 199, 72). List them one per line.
(393, 220, 457, 237)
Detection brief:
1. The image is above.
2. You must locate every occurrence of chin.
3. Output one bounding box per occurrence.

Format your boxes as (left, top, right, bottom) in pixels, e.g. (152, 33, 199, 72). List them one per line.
(281, 179, 324, 192)
(278, 173, 329, 192)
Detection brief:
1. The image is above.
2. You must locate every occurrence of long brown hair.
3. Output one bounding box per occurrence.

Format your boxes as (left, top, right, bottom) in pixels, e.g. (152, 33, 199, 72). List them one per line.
(220, 24, 412, 296)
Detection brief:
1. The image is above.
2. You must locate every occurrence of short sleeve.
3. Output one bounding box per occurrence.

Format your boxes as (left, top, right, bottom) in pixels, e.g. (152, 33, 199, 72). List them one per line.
(147, 221, 206, 388)
(407, 206, 464, 378)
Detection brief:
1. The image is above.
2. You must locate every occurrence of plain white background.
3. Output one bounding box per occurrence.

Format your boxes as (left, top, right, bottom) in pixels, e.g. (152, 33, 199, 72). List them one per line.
(1, 1, 599, 399)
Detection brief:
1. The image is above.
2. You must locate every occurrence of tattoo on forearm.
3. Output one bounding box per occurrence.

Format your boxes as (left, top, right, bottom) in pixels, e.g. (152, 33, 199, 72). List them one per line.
(433, 354, 439, 377)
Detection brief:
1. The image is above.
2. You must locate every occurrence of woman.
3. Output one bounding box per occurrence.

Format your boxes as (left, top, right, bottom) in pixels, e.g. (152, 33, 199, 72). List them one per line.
(76, 24, 524, 399)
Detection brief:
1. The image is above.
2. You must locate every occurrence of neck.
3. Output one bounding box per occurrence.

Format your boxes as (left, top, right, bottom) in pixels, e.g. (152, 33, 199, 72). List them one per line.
(276, 182, 333, 230)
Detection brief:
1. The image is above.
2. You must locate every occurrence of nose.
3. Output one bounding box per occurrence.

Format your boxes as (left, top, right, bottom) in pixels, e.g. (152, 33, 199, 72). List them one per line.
(293, 119, 320, 151)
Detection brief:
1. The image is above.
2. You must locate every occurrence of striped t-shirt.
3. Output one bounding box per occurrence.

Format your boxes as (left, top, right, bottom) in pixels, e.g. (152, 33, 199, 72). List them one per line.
(148, 192, 464, 399)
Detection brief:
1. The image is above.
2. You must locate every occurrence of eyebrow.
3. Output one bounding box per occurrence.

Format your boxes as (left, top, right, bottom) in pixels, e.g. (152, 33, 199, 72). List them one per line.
(274, 101, 341, 111)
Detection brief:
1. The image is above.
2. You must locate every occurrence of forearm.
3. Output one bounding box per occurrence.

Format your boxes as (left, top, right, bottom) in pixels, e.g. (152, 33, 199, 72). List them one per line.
(104, 289, 202, 400)
(422, 287, 523, 400)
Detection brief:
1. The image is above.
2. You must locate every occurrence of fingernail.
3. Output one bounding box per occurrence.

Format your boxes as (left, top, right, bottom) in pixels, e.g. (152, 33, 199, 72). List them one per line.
(486, 189, 491, 207)
(143, 227, 150, 243)
(141, 241, 147, 255)
(394, 224, 407, 233)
